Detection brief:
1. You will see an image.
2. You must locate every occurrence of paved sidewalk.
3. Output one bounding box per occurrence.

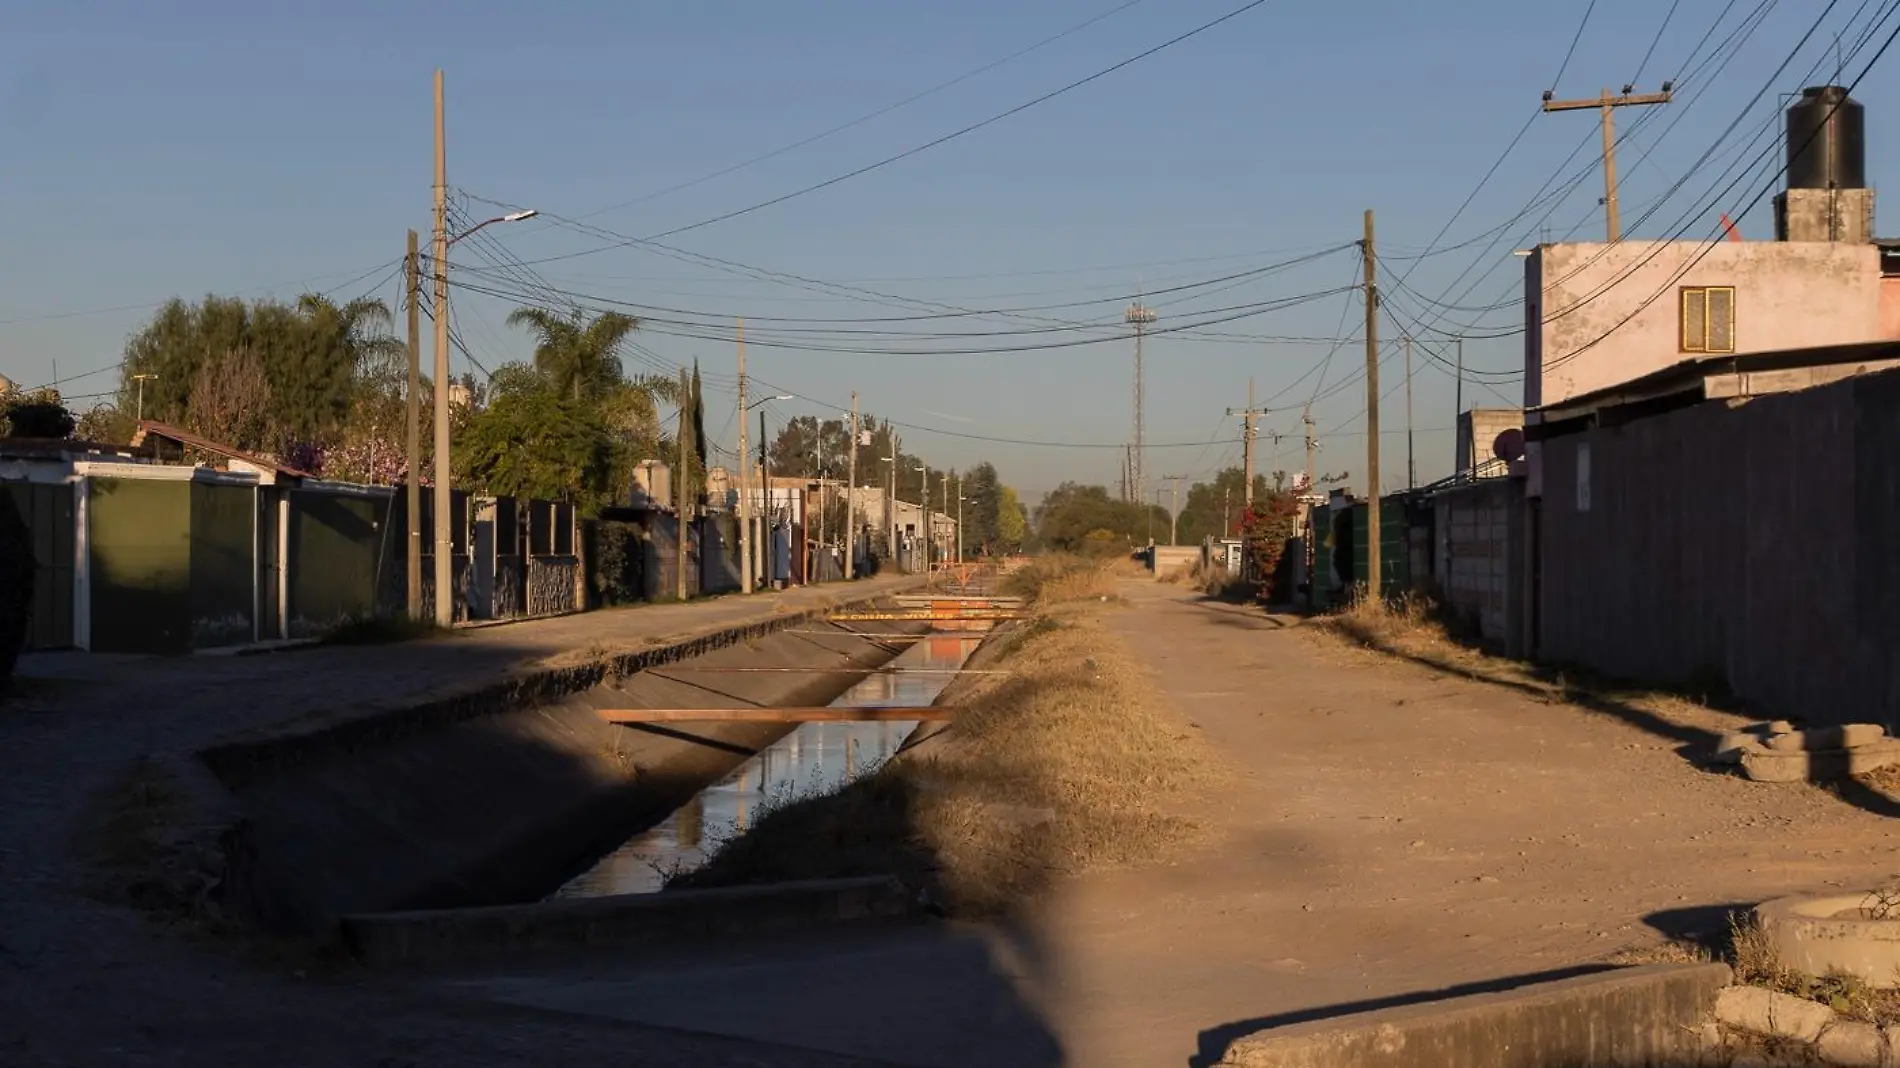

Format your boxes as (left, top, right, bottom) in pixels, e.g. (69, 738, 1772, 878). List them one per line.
(0, 576, 920, 1067)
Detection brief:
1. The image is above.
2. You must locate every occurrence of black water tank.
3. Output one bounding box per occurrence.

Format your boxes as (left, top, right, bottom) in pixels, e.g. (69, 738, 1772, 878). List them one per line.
(1787, 85, 1866, 190)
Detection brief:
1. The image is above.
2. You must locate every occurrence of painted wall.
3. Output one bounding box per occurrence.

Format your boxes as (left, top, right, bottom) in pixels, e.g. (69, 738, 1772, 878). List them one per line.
(189, 482, 255, 648)
(285, 489, 394, 635)
(1527, 241, 1889, 409)
(88, 477, 192, 655)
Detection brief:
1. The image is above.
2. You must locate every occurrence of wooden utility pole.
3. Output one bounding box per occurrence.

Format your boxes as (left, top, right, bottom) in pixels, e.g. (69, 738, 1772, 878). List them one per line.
(1227, 377, 1268, 508)
(404, 229, 422, 619)
(1542, 86, 1672, 242)
(1363, 208, 1381, 601)
(1404, 335, 1416, 490)
(737, 319, 752, 595)
(430, 69, 453, 627)
(760, 409, 771, 587)
(676, 365, 690, 601)
(844, 390, 859, 581)
(888, 432, 899, 573)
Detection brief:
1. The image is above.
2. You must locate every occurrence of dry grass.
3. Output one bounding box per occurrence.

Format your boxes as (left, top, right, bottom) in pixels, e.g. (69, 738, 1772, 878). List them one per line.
(1311, 593, 1755, 743)
(1001, 555, 1132, 607)
(669, 608, 1219, 915)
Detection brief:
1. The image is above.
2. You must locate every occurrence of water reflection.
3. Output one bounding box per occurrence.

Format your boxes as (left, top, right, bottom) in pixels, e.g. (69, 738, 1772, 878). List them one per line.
(554, 633, 982, 897)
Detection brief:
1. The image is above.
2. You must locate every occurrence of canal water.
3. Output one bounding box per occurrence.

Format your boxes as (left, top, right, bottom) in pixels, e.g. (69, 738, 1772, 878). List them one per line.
(553, 632, 983, 897)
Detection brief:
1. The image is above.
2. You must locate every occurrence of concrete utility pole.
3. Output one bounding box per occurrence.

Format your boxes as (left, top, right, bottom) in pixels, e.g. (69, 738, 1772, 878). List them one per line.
(1227, 377, 1268, 508)
(737, 319, 752, 595)
(1303, 406, 1317, 495)
(887, 434, 899, 574)
(1404, 335, 1416, 490)
(1362, 208, 1382, 601)
(1542, 85, 1672, 242)
(939, 472, 950, 565)
(431, 69, 453, 627)
(918, 461, 929, 571)
(844, 391, 859, 581)
(752, 408, 760, 589)
(131, 373, 158, 423)
(1454, 336, 1465, 471)
(1161, 474, 1186, 546)
(1125, 303, 1157, 503)
(404, 229, 422, 618)
(676, 365, 690, 601)
(955, 478, 964, 564)
(815, 419, 826, 574)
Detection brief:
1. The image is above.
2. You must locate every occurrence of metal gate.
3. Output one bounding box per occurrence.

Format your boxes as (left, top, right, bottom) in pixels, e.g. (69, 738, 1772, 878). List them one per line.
(4, 481, 76, 649)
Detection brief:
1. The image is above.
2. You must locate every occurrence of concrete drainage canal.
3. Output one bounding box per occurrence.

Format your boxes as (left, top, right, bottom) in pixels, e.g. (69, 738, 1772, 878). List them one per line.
(554, 630, 984, 899)
(184, 595, 1003, 969)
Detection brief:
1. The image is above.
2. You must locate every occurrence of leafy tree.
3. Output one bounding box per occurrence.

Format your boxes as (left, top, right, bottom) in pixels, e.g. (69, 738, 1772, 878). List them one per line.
(454, 365, 615, 509)
(185, 345, 273, 452)
(1172, 467, 1274, 546)
(994, 484, 1027, 552)
(119, 292, 399, 451)
(768, 415, 852, 479)
(2, 389, 76, 438)
(74, 404, 133, 444)
(505, 307, 656, 404)
(1032, 482, 1167, 554)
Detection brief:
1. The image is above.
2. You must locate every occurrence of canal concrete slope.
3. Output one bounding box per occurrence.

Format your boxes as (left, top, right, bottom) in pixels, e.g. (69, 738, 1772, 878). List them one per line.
(196, 602, 929, 936)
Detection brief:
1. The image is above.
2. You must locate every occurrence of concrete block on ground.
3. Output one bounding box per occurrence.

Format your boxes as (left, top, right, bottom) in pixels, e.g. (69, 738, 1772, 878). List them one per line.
(1740, 742, 1900, 783)
(1213, 963, 1732, 1067)
(1758, 893, 1900, 989)
(342, 876, 920, 969)
(1763, 724, 1887, 752)
(1715, 986, 1834, 1043)
(1816, 1019, 1887, 1067)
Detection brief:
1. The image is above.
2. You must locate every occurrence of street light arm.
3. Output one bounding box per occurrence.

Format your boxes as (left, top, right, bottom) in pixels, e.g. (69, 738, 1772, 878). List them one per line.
(447, 209, 539, 247)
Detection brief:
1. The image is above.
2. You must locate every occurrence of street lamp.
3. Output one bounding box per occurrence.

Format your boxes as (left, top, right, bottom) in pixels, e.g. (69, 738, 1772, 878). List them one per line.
(430, 201, 537, 627)
(739, 394, 791, 591)
(131, 373, 158, 422)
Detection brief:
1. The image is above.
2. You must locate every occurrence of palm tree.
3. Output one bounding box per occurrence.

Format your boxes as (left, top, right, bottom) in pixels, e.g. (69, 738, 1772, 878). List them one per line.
(505, 307, 646, 403)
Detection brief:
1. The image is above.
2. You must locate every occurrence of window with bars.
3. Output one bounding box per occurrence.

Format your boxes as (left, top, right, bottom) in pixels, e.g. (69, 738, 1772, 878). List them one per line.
(1679, 286, 1736, 354)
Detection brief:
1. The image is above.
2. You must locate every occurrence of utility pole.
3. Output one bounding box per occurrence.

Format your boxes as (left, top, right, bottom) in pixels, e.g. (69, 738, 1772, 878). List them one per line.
(1125, 303, 1157, 503)
(1161, 474, 1185, 546)
(430, 69, 453, 628)
(888, 432, 899, 574)
(1454, 336, 1465, 472)
(676, 365, 690, 601)
(939, 472, 949, 567)
(1227, 377, 1267, 507)
(752, 408, 760, 589)
(1303, 406, 1317, 494)
(845, 391, 859, 581)
(404, 229, 422, 619)
(815, 419, 826, 576)
(1223, 487, 1232, 538)
(918, 461, 929, 572)
(1362, 209, 1381, 601)
(1541, 85, 1672, 242)
(737, 319, 752, 595)
(954, 474, 963, 564)
(131, 373, 158, 422)
(1404, 335, 1416, 490)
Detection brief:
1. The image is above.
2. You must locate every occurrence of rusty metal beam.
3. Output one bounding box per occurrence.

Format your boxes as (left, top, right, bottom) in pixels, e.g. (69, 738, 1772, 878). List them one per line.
(598, 706, 950, 723)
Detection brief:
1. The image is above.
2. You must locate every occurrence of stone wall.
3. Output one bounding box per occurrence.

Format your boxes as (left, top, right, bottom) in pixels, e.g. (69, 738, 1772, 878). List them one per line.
(1433, 477, 1525, 654)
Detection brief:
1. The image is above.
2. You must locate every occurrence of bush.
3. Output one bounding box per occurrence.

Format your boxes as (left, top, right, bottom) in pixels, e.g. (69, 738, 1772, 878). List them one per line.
(588, 520, 646, 606)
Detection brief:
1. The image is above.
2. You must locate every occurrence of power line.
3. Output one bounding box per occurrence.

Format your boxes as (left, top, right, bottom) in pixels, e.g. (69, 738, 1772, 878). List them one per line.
(551, 0, 1153, 225)
(1550, 0, 1601, 92)
(518, 0, 1280, 257)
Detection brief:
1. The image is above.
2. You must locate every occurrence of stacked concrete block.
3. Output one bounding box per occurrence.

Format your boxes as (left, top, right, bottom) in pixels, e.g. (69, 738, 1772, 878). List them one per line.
(1714, 720, 1900, 782)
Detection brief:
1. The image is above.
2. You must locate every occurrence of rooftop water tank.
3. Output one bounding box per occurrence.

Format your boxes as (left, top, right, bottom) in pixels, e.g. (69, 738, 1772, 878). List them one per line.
(1787, 85, 1866, 190)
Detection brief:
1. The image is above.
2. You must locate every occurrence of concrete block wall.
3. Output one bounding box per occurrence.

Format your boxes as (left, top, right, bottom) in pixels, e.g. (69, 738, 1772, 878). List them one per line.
(1433, 478, 1525, 653)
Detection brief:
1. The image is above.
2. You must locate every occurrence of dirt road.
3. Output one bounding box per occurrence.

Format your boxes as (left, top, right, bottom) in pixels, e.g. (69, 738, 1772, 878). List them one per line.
(8, 576, 1896, 1067)
(458, 582, 1900, 1067)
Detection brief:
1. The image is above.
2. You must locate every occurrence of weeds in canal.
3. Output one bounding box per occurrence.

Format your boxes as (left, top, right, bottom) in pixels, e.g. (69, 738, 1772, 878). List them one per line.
(669, 606, 1218, 915)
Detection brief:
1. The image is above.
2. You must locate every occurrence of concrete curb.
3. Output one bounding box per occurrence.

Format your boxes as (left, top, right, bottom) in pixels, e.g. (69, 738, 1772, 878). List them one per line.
(196, 581, 928, 788)
(1213, 963, 1733, 1067)
(340, 875, 919, 969)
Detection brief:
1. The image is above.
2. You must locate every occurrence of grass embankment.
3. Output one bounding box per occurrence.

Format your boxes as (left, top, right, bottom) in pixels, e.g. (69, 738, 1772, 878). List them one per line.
(670, 556, 1216, 915)
(1312, 593, 1756, 741)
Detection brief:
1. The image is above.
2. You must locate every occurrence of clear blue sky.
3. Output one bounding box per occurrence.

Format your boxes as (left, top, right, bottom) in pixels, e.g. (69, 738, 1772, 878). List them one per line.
(4, 0, 1896, 501)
